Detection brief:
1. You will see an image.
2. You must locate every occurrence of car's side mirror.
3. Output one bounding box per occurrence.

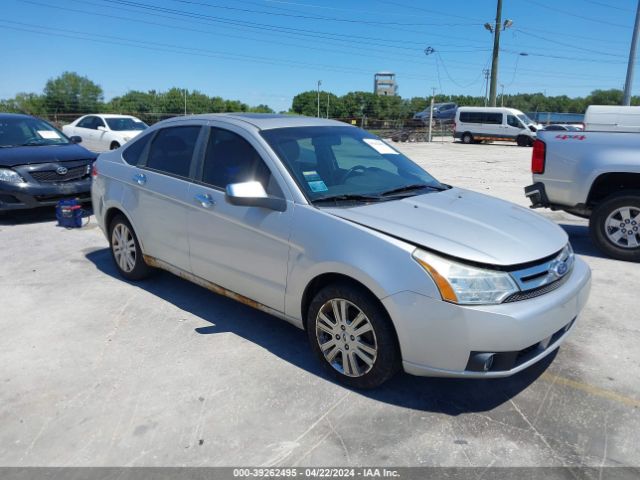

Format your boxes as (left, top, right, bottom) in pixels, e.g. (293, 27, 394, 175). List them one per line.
(70, 136, 82, 144)
(97, 126, 108, 132)
(225, 181, 286, 212)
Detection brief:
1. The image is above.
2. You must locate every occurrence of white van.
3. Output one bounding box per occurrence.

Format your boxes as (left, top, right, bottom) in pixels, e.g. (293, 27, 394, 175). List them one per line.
(584, 105, 640, 132)
(454, 107, 540, 146)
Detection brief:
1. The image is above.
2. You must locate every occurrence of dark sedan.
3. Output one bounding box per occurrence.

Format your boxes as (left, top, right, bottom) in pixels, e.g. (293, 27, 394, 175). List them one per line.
(0, 113, 97, 212)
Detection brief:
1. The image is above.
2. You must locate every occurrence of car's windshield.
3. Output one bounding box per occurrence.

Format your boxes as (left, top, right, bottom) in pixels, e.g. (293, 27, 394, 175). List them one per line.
(105, 117, 148, 131)
(0, 117, 70, 147)
(261, 126, 445, 203)
(517, 113, 535, 126)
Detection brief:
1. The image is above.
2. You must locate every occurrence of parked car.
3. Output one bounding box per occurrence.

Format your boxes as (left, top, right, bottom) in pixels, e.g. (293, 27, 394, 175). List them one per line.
(62, 114, 147, 152)
(542, 124, 582, 132)
(583, 105, 640, 133)
(92, 114, 591, 388)
(413, 102, 458, 123)
(0, 113, 96, 212)
(454, 107, 542, 146)
(525, 130, 640, 262)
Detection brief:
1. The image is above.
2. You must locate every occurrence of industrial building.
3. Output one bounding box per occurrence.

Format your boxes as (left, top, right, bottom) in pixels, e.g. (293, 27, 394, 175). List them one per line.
(374, 72, 398, 96)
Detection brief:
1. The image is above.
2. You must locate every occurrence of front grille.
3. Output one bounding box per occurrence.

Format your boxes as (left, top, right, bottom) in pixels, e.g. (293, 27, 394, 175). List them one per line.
(503, 273, 570, 302)
(30, 165, 89, 183)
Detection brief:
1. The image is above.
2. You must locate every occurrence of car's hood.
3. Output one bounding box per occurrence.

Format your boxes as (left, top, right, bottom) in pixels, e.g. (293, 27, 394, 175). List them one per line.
(0, 143, 96, 167)
(322, 187, 567, 266)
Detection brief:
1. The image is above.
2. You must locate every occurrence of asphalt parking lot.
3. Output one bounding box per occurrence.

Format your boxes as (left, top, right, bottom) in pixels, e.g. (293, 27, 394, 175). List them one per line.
(0, 139, 638, 468)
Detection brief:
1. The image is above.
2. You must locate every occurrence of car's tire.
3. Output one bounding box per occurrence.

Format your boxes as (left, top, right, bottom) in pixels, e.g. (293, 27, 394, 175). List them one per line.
(110, 142, 121, 150)
(306, 282, 401, 389)
(589, 191, 640, 262)
(461, 132, 473, 144)
(108, 214, 153, 280)
(516, 135, 531, 147)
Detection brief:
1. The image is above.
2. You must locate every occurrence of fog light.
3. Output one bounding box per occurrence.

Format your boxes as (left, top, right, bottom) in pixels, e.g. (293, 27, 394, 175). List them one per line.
(468, 352, 495, 372)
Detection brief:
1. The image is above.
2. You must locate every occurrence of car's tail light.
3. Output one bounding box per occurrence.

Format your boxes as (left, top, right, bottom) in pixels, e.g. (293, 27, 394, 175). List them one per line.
(532, 140, 546, 174)
(91, 163, 98, 177)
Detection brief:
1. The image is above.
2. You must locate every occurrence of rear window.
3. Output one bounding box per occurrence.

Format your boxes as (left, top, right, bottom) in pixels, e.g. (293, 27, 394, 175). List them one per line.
(122, 133, 152, 166)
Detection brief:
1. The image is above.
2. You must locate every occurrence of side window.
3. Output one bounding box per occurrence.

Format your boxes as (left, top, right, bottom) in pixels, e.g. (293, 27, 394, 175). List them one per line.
(145, 126, 201, 178)
(507, 115, 521, 128)
(122, 133, 152, 166)
(94, 117, 106, 129)
(201, 127, 278, 194)
(77, 116, 93, 129)
(484, 113, 503, 124)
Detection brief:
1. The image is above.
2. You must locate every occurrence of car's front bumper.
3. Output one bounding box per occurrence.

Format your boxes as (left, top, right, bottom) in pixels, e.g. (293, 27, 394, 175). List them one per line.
(382, 256, 591, 378)
(0, 178, 92, 211)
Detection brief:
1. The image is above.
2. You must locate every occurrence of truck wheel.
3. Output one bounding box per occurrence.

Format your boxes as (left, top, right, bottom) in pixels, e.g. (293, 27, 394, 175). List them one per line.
(517, 135, 531, 147)
(462, 132, 473, 144)
(306, 282, 401, 389)
(590, 192, 640, 262)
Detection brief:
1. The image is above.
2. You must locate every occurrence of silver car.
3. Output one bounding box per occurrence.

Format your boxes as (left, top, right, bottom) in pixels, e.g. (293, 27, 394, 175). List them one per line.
(91, 114, 591, 388)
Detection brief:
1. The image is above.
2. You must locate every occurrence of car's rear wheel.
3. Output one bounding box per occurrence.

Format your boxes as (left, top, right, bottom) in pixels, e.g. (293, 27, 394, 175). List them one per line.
(590, 192, 640, 262)
(109, 214, 152, 279)
(461, 132, 473, 144)
(306, 283, 400, 389)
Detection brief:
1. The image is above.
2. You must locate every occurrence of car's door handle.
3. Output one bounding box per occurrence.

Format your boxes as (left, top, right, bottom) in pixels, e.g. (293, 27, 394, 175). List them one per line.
(132, 173, 147, 185)
(194, 193, 215, 208)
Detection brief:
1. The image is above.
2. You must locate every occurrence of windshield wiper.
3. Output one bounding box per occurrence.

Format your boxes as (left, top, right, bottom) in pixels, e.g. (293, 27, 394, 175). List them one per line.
(379, 184, 445, 197)
(312, 193, 385, 204)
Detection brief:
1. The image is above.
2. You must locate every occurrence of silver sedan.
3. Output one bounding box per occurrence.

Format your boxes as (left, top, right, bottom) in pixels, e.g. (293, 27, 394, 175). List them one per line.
(91, 114, 591, 388)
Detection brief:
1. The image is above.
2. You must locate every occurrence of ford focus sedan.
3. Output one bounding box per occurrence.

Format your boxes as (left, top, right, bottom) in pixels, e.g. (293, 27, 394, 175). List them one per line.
(91, 114, 591, 388)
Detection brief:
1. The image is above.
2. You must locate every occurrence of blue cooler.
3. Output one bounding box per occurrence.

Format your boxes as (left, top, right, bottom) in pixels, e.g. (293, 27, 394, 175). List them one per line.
(55, 199, 86, 228)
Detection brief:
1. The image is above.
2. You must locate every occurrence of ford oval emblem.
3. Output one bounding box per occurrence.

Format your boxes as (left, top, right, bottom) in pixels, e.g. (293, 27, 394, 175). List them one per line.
(56, 166, 68, 175)
(552, 261, 568, 278)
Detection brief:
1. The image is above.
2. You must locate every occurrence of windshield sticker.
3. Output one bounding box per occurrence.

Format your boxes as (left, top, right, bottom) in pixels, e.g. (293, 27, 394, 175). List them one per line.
(37, 130, 60, 139)
(303, 170, 329, 192)
(363, 138, 398, 155)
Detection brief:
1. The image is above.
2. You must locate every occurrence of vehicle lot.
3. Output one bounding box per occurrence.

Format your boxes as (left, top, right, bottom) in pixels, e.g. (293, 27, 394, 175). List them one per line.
(0, 140, 638, 467)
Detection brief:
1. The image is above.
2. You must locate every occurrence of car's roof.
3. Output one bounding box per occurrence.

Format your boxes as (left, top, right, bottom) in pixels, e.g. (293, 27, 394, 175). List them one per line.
(161, 113, 351, 131)
(90, 114, 138, 119)
(0, 113, 36, 120)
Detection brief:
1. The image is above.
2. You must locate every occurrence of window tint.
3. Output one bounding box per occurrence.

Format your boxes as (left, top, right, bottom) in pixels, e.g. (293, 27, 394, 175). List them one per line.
(459, 111, 502, 124)
(507, 115, 522, 128)
(122, 133, 152, 166)
(77, 116, 95, 129)
(484, 113, 503, 124)
(145, 126, 200, 178)
(94, 117, 106, 128)
(201, 128, 277, 194)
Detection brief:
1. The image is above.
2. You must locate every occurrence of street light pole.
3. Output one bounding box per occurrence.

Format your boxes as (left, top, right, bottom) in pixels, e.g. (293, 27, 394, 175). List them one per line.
(500, 84, 505, 107)
(317, 80, 322, 117)
(184, 89, 187, 115)
(623, 0, 640, 105)
(489, 0, 503, 107)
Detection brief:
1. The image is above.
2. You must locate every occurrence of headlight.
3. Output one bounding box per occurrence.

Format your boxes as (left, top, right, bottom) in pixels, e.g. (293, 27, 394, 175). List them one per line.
(412, 248, 518, 305)
(0, 168, 25, 184)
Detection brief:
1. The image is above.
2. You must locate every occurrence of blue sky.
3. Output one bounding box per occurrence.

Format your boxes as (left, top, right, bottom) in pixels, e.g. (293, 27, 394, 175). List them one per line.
(0, 0, 637, 111)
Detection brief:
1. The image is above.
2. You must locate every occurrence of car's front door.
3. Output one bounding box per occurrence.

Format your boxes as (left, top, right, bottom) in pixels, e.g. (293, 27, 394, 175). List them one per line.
(129, 124, 204, 272)
(187, 125, 293, 312)
(93, 116, 109, 152)
(74, 116, 98, 150)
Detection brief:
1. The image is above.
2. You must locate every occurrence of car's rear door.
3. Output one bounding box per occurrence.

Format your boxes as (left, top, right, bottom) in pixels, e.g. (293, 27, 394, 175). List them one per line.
(186, 124, 293, 312)
(125, 123, 205, 273)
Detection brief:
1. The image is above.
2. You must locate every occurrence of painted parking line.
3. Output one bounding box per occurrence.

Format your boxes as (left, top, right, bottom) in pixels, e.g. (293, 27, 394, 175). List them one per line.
(541, 372, 640, 409)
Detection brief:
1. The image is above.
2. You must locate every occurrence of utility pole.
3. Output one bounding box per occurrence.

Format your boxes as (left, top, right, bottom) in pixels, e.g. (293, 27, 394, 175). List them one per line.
(326, 93, 330, 118)
(500, 84, 505, 107)
(623, 0, 640, 105)
(317, 80, 322, 117)
(483, 69, 490, 106)
(184, 89, 187, 115)
(428, 87, 435, 143)
(489, 0, 503, 107)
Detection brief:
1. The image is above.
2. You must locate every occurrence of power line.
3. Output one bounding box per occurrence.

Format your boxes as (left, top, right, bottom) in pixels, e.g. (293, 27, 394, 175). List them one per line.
(582, 0, 635, 12)
(511, 28, 628, 58)
(526, 0, 632, 28)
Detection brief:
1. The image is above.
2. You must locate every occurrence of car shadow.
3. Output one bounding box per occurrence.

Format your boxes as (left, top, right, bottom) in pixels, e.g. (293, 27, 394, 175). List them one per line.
(85, 247, 555, 414)
(559, 223, 608, 259)
(0, 207, 57, 225)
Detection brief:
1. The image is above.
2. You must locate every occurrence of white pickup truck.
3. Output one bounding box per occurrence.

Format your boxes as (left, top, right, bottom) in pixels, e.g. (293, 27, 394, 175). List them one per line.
(525, 131, 640, 262)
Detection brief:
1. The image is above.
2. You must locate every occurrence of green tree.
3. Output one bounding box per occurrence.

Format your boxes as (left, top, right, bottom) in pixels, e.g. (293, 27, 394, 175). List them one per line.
(43, 71, 103, 114)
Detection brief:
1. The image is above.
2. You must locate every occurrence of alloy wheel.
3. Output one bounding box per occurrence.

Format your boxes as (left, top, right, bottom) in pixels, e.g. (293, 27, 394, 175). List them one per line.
(111, 223, 137, 272)
(315, 298, 378, 377)
(605, 206, 640, 249)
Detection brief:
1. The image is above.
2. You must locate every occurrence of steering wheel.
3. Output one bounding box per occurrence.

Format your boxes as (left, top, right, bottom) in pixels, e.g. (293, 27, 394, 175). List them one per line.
(341, 165, 368, 182)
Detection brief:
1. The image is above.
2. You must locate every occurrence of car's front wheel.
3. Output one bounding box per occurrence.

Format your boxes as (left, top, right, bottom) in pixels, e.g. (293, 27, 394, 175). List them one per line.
(306, 283, 400, 389)
(110, 142, 121, 150)
(590, 192, 640, 262)
(109, 214, 152, 280)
